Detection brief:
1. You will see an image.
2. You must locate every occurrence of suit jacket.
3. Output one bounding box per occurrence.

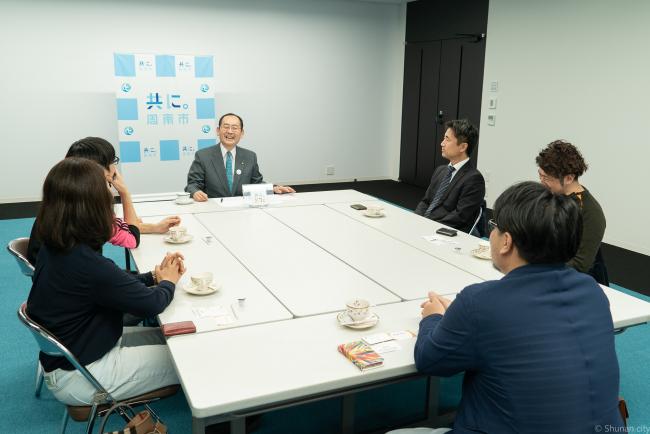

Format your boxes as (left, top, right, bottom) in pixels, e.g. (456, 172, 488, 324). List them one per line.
(414, 163, 485, 233)
(415, 264, 623, 434)
(185, 144, 264, 198)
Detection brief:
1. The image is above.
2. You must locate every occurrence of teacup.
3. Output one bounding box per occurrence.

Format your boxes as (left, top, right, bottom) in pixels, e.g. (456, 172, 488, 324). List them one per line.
(169, 226, 187, 241)
(190, 272, 213, 291)
(366, 205, 384, 216)
(346, 298, 370, 322)
(175, 192, 191, 203)
(477, 240, 490, 253)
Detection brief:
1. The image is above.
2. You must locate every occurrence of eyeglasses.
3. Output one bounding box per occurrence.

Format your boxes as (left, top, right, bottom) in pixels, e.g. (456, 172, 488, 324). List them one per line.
(112, 156, 120, 165)
(488, 219, 499, 233)
(220, 124, 241, 132)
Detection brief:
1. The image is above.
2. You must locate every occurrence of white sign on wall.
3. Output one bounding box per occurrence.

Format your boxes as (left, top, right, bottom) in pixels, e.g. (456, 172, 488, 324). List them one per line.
(113, 52, 217, 165)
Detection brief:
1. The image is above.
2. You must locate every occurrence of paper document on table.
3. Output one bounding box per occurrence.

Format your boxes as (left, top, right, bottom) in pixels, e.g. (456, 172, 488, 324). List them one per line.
(422, 235, 459, 245)
(371, 341, 402, 354)
(192, 306, 237, 326)
(218, 197, 246, 207)
(192, 306, 229, 318)
(362, 332, 393, 345)
(389, 330, 417, 340)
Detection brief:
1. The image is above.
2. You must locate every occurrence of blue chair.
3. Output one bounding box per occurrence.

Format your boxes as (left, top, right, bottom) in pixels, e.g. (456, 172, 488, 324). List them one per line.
(7, 237, 35, 277)
(17, 303, 179, 434)
(6, 237, 45, 398)
(469, 200, 487, 238)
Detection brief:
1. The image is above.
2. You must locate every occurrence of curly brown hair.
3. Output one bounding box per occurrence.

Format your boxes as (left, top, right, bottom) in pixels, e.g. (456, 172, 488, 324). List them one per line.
(535, 140, 588, 179)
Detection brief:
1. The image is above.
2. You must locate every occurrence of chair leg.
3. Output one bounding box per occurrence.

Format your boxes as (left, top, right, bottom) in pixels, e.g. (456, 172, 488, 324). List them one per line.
(35, 361, 44, 397)
(86, 403, 99, 434)
(60, 410, 69, 434)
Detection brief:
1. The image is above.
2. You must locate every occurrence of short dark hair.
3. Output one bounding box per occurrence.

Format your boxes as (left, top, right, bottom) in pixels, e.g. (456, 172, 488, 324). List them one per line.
(65, 137, 116, 170)
(444, 119, 478, 156)
(218, 113, 244, 130)
(37, 158, 114, 252)
(492, 181, 582, 264)
(535, 140, 588, 180)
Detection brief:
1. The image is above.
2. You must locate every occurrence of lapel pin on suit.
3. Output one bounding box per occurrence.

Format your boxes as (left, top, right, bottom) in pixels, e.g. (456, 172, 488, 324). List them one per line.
(236, 169, 241, 175)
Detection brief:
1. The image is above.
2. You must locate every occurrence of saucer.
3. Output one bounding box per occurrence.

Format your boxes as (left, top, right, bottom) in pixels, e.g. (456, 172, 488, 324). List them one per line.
(175, 198, 194, 205)
(163, 234, 194, 244)
(337, 311, 379, 329)
(470, 248, 491, 260)
(362, 211, 385, 218)
(183, 282, 221, 295)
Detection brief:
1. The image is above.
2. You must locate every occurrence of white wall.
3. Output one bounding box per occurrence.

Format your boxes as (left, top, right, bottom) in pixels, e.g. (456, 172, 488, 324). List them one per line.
(0, 0, 406, 201)
(478, 0, 650, 255)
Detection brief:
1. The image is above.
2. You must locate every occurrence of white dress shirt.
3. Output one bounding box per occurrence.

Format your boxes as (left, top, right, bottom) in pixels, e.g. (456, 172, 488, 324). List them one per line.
(220, 143, 237, 178)
(449, 158, 470, 182)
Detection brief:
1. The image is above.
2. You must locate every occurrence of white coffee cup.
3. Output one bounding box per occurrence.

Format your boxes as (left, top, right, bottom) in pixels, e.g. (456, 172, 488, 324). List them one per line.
(169, 226, 187, 241)
(346, 298, 370, 322)
(477, 240, 490, 253)
(366, 205, 384, 216)
(175, 192, 191, 203)
(190, 272, 213, 291)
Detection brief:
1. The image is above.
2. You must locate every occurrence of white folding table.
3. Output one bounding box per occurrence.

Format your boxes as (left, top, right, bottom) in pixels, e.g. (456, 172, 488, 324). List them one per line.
(130, 214, 293, 332)
(121, 190, 650, 434)
(195, 209, 400, 317)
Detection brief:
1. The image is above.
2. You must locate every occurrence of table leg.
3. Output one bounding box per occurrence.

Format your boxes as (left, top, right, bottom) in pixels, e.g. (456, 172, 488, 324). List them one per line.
(425, 376, 441, 426)
(231, 417, 246, 434)
(192, 416, 206, 434)
(341, 394, 356, 434)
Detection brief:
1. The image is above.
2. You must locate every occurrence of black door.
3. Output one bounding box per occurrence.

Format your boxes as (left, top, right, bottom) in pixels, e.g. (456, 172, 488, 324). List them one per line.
(400, 36, 486, 188)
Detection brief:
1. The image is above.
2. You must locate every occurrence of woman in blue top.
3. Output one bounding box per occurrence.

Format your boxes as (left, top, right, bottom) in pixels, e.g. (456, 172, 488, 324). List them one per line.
(27, 158, 185, 405)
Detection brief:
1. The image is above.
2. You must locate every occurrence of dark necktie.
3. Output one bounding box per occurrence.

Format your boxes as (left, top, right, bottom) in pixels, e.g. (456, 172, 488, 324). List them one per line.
(424, 166, 456, 217)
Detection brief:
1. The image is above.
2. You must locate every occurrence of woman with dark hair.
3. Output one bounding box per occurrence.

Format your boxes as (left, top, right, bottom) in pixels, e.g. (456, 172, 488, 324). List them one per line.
(27, 158, 183, 405)
(26, 136, 181, 264)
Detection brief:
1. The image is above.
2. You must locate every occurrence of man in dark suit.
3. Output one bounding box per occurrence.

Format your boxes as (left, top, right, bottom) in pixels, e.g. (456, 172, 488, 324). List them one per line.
(390, 182, 623, 434)
(414, 119, 485, 233)
(185, 113, 295, 200)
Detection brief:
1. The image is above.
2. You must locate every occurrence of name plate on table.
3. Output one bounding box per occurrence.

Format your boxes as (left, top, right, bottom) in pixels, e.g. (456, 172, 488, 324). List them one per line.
(242, 183, 274, 208)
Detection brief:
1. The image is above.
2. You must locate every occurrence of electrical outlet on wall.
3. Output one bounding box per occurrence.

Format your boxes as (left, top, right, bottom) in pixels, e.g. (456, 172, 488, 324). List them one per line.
(326, 165, 335, 176)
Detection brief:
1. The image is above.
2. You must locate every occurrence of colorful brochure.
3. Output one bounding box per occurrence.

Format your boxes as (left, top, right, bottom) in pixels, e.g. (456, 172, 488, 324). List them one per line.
(338, 340, 384, 371)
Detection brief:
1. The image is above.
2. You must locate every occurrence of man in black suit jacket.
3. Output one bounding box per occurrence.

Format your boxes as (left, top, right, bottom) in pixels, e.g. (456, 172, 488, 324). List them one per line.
(414, 119, 485, 233)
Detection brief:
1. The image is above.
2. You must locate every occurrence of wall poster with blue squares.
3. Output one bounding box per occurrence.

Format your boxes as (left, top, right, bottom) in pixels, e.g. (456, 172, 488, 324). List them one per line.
(113, 53, 216, 170)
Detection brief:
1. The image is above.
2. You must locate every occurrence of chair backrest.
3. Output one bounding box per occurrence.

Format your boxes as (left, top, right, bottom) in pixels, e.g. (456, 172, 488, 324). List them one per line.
(17, 303, 112, 401)
(7, 237, 35, 277)
(588, 245, 610, 286)
(469, 200, 487, 237)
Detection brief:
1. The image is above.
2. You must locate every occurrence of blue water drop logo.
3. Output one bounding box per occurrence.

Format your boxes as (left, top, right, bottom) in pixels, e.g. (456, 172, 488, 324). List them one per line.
(124, 126, 134, 135)
(200, 84, 209, 93)
(201, 125, 211, 133)
(121, 83, 132, 93)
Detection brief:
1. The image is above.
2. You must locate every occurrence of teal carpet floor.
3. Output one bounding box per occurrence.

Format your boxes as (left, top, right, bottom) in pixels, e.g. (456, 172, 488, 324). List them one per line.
(1, 217, 648, 433)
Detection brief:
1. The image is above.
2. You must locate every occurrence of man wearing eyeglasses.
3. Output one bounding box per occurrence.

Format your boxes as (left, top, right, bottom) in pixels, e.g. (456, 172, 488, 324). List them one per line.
(185, 113, 295, 201)
(390, 181, 623, 434)
(536, 140, 607, 285)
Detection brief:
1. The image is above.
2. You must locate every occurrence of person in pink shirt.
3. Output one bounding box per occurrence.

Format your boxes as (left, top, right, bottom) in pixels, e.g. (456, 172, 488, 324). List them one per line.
(27, 137, 181, 264)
